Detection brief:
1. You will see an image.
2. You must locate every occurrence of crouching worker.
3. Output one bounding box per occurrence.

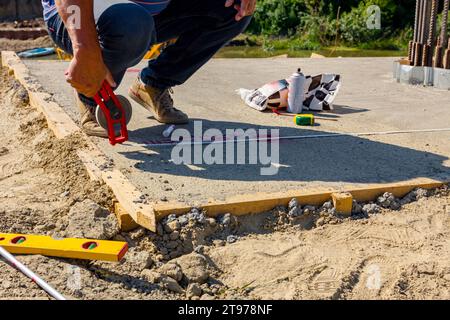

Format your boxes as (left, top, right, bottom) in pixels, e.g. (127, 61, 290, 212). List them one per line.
(42, 0, 255, 137)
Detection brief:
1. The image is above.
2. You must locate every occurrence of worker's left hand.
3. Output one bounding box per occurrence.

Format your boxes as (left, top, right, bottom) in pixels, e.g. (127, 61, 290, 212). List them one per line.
(225, 0, 257, 21)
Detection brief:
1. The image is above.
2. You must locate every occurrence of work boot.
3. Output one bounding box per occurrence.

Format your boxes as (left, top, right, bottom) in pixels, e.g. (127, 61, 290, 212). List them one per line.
(74, 92, 108, 138)
(128, 78, 188, 124)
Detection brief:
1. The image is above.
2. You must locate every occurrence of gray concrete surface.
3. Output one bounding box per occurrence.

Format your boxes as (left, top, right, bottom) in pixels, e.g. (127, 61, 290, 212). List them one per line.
(24, 57, 450, 206)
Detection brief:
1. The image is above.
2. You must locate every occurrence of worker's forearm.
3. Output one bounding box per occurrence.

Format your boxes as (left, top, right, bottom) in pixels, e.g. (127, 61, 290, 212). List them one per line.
(55, 0, 101, 58)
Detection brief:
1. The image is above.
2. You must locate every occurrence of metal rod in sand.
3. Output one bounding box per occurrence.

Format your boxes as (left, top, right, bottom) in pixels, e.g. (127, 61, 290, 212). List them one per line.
(0, 246, 66, 300)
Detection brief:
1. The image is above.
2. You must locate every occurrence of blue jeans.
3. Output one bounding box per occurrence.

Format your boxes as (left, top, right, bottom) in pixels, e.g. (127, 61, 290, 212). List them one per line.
(46, 0, 252, 106)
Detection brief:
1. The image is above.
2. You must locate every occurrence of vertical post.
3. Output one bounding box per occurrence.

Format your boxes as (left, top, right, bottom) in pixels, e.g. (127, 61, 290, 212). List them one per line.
(444, 40, 450, 69)
(421, 0, 432, 66)
(442, 0, 449, 44)
(415, 0, 425, 66)
(442, 0, 450, 68)
(425, 0, 438, 67)
(435, 37, 444, 68)
(410, 0, 421, 64)
(414, 0, 421, 43)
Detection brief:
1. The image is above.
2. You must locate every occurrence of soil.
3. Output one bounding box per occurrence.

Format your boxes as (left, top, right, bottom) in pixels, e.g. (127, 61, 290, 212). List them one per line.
(0, 64, 449, 300)
(0, 19, 45, 29)
(0, 19, 51, 52)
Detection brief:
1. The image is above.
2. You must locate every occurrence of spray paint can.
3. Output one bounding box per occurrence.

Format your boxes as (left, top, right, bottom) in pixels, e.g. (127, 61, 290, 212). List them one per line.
(288, 68, 306, 114)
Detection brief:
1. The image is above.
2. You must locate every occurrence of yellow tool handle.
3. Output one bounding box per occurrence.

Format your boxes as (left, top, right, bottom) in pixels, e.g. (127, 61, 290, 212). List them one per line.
(0, 233, 128, 262)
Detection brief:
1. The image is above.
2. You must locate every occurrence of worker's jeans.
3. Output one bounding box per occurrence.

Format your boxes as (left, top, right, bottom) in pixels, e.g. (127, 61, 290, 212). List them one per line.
(46, 0, 251, 106)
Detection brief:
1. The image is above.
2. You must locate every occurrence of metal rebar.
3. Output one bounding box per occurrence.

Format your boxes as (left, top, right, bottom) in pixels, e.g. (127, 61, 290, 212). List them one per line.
(413, 0, 421, 43)
(408, 41, 414, 62)
(434, 36, 444, 67)
(444, 42, 450, 68)
(423, 0, 432, 44)
(415, 43, 424, 66)
(417, 0, 425, 44)
(441, 0, 449, 45)
(428, 0, 438, 46)
(410, 0, 421, 63)
(421, 0, 432, 65)
(425, 0, 439, 66)
(434, 0, 448, 67)
(422, 44, 432, 66)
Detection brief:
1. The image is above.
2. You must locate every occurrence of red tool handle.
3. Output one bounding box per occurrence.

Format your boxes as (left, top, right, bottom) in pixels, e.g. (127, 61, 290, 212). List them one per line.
(94, 82, 128, 145)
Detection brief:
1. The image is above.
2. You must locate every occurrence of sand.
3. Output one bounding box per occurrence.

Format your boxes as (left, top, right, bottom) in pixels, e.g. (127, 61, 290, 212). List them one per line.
(0, 63, 449, 300)
(0, 36, 53, 53)
(209, 195, 450, 299)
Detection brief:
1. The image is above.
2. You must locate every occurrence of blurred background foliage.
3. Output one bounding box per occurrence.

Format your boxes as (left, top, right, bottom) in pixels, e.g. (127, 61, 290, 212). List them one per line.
(244, 0, 446, 51)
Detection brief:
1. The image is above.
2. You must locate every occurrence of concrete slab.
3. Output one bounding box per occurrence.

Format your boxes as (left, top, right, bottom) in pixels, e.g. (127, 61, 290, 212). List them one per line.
(24, 57, 450, 207)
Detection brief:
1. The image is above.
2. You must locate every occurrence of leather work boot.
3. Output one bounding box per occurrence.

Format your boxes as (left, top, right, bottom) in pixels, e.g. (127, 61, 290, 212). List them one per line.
(74, 92, 108, 138)
(128, 78, 188, 124)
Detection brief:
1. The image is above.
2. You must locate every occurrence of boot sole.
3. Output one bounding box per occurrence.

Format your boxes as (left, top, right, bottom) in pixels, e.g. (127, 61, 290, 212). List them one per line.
(82, 126, 109, 138)
(128, 89, 188, 124)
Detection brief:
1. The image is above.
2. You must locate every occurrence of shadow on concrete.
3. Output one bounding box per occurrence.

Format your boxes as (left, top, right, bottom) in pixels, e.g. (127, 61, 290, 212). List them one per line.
(331, 104, 369, 115)
(118, 118, 450, 184)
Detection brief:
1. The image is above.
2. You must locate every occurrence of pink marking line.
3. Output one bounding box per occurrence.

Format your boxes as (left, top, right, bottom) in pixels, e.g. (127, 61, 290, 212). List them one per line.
(127, 68, 141, 73)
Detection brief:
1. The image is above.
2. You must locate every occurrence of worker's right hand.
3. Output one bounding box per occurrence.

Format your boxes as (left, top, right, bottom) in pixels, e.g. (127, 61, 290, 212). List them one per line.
(65, 48, 116, 98)
(225, 0, 257, 21)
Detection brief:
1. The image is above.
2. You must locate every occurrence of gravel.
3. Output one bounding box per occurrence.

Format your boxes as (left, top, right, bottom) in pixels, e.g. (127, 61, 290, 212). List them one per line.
(158, 262, 183, 282)
(175, 253, 210, 284)
(65, 199, 119, 240)
(186, 283, 203, 299)
(377, 192, 401, 210)
(125, 250, 154, 271)
(362, 203, 381, 215)
(159, 275, 184, 294)
(226, 235, 238, 243)
(288, 198, 299, 210)
(352, 200, 363, 214)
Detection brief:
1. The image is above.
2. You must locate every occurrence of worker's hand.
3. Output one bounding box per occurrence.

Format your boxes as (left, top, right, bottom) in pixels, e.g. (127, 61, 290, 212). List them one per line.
(65, 48, 116, 98)
(225, 0, 256, 21)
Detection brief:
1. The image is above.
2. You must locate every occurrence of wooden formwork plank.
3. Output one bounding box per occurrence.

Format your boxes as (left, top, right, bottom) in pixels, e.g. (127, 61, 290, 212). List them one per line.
(102, 169, 155, 231)
(154, 178, 446, 221)
(114, 202, 139, 232)
(347, 178, 444, 202)
(332, 192, 353, 216)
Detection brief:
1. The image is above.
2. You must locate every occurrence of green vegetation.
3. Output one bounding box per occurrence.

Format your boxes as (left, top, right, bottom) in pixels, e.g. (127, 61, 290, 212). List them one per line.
(243, 0, 447, 52)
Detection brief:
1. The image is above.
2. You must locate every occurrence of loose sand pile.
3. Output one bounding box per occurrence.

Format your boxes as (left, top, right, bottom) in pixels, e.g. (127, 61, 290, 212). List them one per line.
(0, 66, 448, 300)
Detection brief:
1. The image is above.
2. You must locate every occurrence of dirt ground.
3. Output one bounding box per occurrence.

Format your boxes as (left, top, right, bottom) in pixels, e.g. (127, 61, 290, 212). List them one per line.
(0, 18, 52, 52)
(0, 65, 449, 300)
(0, 36, 53, 53)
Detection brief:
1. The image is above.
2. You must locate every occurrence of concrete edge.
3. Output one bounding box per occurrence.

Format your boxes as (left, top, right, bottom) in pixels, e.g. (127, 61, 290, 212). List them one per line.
(154, 178, 447, 220)
(393, 60, 450, 89)
(1, 51, 156, 232)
